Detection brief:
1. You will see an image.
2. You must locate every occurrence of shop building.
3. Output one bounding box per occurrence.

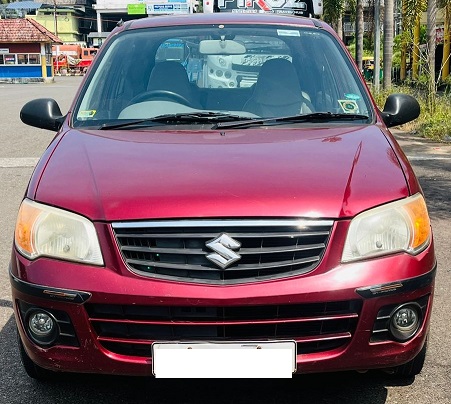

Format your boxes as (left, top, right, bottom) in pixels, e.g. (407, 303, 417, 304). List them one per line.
(0, 18, 62, 82)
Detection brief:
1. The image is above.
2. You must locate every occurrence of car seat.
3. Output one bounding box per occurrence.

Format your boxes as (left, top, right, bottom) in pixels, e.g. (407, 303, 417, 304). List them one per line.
(243, 58, 313, 117)
(146, 61, 202, 108)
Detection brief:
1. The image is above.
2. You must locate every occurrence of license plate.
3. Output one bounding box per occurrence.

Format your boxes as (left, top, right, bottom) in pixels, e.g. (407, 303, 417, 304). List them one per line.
(152, 340, 296, 378)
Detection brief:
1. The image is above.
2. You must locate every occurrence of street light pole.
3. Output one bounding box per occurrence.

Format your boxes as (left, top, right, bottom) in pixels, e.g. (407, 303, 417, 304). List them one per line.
(53, 0, 58, 36)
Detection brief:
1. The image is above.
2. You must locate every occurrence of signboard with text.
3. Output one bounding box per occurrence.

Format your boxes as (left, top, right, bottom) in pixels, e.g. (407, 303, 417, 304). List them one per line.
(128, 3, 147, 14)
(146, 0, 190, 14)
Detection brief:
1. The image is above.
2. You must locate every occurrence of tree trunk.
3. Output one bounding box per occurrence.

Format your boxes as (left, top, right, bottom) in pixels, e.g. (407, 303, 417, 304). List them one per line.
(400, 0, 407, 81)
(356, 0, 364, 72)
(337, 14, 343, 40)
(383, 0, 394, 89)
(442, 6, 450, 81)
(427, 0, 437, 112)
(413, 16, 420, 80)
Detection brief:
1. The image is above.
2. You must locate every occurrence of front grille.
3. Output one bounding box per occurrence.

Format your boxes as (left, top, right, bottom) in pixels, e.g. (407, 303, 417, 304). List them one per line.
(86, 300, 362, 357)
(112, 219, 333, 283)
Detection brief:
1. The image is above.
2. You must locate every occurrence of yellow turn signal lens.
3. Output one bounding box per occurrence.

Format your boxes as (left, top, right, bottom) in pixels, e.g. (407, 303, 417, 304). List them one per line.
(405, 194, 431, 250)
(15, 200, 42, 257)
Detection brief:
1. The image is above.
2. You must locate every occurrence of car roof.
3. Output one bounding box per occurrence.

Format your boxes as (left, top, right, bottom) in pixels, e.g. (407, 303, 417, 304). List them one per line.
(119, 13, 330, 33)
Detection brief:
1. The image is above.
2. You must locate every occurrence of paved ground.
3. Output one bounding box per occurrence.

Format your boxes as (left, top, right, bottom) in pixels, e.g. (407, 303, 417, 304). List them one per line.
(0, 78, 450, 403)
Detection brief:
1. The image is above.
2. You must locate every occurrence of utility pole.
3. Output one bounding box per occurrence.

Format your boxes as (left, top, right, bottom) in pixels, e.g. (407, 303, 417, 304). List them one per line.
(53, 0, 58, 36)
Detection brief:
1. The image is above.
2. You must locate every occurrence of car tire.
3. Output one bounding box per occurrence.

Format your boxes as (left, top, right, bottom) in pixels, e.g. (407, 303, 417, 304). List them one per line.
(387, 337, 428, 378)
(17, 329, 55, 380)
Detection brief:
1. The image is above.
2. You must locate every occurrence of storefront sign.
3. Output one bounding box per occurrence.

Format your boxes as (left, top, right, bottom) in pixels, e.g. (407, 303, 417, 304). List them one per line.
(127, 3, 147, 14)
(146, 0, 189, 14)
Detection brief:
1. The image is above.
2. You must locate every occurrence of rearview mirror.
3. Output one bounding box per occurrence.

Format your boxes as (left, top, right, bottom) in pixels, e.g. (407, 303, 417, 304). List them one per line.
(199, 39, 246, 55)
(381, 93, 420, 128)
(20, 98, 64, 131)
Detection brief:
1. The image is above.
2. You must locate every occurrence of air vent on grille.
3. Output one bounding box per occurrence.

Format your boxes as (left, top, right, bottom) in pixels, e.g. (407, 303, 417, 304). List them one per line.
(86, 300, 362, 357)
(112, 219, 333, 283)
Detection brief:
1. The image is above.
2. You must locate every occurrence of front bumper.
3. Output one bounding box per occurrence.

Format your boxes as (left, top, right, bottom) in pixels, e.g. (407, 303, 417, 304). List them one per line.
(10, 244, 436, 376)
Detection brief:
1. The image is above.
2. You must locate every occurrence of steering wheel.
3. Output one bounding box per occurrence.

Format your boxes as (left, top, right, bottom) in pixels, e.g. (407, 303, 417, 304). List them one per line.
(130, 90, 192, 107)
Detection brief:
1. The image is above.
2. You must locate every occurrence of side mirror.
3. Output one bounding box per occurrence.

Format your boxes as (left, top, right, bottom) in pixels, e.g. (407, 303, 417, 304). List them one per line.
(20, 98, 65, 131)
(380, 93, 420, 128)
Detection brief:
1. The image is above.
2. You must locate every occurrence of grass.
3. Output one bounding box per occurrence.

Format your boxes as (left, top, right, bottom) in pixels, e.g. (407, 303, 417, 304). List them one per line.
(370, 84, 451, 142)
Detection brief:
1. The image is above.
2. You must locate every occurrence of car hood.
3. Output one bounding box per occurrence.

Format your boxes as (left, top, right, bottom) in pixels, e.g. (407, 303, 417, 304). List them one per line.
(33, 125, 408, 221)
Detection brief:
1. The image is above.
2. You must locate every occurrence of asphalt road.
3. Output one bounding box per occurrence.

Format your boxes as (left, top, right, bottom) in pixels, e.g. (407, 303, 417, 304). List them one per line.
(0, 77, 450, 403)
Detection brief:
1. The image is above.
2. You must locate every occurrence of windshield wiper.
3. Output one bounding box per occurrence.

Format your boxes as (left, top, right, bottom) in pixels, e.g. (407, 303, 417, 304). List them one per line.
(99, 112, 254, 130)
(212, 112, 370, 130)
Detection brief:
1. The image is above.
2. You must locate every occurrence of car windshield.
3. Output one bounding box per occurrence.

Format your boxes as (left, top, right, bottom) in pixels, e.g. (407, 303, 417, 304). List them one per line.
(73, 23, 372, 129)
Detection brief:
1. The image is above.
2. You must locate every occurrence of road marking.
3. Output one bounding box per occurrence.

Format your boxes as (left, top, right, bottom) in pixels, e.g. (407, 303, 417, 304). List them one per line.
(0, 158, 39, 168)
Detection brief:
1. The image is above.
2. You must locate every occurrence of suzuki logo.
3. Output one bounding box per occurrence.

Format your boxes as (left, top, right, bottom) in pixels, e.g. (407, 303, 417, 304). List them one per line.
(206, 233, 241, 269)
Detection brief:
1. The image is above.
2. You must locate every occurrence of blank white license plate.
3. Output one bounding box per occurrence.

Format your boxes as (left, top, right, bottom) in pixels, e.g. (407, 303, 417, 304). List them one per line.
(152, 340, 296, 378)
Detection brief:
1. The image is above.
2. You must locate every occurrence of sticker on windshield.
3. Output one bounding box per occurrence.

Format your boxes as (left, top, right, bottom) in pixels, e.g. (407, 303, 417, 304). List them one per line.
(345, 93, 361, 101)
(277, 29, 300, 37)
(338, 100, 359, 114)
(78, 110, 97, 118)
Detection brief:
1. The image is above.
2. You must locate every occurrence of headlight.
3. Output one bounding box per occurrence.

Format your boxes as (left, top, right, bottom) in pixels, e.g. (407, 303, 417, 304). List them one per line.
(342, 193, 431, 262)
(15, 199, 104, 265)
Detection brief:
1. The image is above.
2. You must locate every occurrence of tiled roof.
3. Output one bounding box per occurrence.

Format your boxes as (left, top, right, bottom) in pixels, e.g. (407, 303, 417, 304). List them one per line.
(0, 18, 62, 43)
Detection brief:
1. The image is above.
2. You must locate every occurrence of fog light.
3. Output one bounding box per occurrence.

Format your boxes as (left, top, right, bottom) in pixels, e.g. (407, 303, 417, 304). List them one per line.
(27, 310, 58, 346)
(389, 303, 421, 341)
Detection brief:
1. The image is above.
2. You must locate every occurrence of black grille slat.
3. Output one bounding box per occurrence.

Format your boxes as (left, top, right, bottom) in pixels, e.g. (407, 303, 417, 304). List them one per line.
(126, 255, 319, 271)
(87, 300, 361, 357)
(114, 231, 331, 239)
(113, 219, 332, 283)
(120, 242, 325, 256)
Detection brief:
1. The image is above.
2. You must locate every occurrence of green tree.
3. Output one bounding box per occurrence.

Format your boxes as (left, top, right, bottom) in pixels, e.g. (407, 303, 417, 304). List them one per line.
(323, 0, 345, 38)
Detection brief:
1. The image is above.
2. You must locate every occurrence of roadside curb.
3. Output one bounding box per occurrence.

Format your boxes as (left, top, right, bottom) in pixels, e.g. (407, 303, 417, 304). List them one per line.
(391, 129, 451, 145)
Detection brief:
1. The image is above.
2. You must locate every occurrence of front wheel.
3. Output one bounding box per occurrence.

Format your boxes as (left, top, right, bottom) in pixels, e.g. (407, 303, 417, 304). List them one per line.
(17, 329, 55, 380)
(386, 337, 428, 378)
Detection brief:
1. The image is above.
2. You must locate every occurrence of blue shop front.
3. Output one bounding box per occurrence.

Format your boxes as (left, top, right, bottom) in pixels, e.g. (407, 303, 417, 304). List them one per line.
(0, 18, 62, 82)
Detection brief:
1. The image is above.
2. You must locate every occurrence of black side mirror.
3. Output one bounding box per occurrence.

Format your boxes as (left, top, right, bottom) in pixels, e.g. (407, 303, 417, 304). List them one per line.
(381, 93, 420, 128)
(20, 98, 65, 131)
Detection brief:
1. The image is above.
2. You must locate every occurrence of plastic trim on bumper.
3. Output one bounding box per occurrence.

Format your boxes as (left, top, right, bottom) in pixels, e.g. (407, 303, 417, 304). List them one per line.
(9, 265, 91, 304)
(355, 264, 436, 299)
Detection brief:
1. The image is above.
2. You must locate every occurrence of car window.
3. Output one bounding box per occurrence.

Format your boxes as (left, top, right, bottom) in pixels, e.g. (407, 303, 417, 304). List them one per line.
(74, 25, 372, 127)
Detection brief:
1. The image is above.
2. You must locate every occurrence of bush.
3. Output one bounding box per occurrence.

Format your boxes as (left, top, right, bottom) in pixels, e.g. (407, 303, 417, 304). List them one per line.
(371, 85, 451, 141)
(417, 98, 451, 141)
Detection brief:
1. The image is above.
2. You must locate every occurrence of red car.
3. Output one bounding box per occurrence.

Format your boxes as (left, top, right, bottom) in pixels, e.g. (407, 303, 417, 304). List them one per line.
(11, 13, 435, 379)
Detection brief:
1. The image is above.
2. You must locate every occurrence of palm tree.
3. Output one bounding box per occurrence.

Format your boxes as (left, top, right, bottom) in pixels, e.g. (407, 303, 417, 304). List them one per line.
(356, 0, 364, 72)
(399, 0, 426, 80)
(323, 0, 345, 39)
(441, 1, 451, 80)
(412, 16, 421, 80)
(383, 0, 395, 88)
(427, 0, 437, 111)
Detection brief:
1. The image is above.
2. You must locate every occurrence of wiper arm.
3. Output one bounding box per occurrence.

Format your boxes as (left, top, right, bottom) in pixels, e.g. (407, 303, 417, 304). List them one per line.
(213, 112, 370, 130)
(99, 112, 253, 130)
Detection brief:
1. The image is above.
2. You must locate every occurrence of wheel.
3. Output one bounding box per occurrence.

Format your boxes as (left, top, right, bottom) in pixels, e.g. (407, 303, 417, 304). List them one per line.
(386, 337, 428, 378)
(129, 89, 192, 106)
(17, 329, 55, 380)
